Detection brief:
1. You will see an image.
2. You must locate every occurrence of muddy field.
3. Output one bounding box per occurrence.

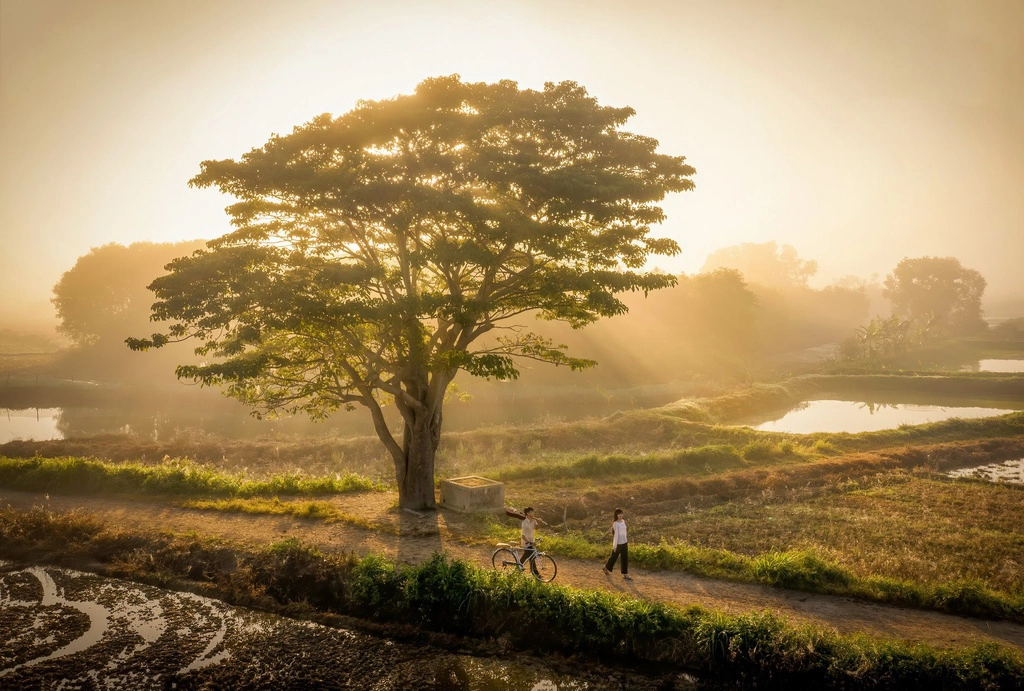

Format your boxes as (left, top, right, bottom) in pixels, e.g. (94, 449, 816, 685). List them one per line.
(0, 562, 698, 690)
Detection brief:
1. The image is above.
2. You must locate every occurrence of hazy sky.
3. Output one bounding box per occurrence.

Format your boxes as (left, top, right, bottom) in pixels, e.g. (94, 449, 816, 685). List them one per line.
(2, 0, 1022, 325)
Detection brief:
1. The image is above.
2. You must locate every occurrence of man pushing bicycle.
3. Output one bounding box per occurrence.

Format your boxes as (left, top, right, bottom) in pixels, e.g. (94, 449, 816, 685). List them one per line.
(520, 507, 546, 573)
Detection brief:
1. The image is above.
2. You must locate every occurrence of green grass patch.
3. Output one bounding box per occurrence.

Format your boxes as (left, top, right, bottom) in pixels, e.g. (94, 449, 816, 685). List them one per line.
(479, 410, 1024, 485)
(2, 506, 1020, 688)
(0, 456, 381, 497)
(493, 444, 755, 481)
(179, 497, 395, 534)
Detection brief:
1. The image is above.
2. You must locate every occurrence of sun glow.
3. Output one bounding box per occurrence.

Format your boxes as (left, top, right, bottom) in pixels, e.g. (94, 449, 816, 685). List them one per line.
(2, 0, 1022, 326)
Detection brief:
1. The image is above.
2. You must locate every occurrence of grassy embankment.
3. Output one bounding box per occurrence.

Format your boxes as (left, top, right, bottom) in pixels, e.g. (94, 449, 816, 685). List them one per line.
(0, 455, 380, 497)
(1, 506, 1020, 690)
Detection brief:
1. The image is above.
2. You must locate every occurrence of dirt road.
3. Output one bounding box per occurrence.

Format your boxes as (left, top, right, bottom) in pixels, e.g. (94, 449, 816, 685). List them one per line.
(3, 488, 1021, 653)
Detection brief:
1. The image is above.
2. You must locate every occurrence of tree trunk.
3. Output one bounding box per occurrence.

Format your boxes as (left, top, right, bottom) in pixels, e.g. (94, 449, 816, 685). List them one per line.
(395, 417, 438, 510)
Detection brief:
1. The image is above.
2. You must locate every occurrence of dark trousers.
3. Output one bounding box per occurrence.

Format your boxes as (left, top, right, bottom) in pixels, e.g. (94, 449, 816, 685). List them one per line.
(605, 543, 628, 574)
(522, 543, 538, 574)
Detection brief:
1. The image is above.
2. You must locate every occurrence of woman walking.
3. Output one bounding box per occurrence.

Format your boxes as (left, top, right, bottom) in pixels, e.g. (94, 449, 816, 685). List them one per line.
(603, 508, 631, 580)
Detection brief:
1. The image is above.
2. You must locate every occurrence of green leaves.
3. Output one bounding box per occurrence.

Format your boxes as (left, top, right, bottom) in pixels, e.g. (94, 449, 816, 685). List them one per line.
(135, 76, 695, 465)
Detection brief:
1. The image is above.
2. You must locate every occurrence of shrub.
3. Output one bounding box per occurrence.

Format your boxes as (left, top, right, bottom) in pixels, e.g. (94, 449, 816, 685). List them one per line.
(741, 441, 776, 461)
(749, 550, 852, 591)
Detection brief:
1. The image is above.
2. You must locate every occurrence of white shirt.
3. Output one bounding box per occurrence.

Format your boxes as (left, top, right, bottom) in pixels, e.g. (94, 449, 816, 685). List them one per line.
(521, 517, 537, 546)
(611, 519, 627, 549)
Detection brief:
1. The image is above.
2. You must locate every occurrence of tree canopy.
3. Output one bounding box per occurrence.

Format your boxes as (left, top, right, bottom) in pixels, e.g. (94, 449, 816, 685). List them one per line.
(128, 76, 696, 508)
(882, 256, 987, 335)
(53, 240, 206, 347)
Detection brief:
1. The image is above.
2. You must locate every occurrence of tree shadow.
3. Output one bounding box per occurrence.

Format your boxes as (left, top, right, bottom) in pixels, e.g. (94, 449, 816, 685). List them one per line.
(394, 504, 445, 567)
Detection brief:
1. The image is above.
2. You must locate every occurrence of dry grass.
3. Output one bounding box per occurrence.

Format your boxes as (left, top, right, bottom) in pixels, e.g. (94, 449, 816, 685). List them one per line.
(589, 470, 1024, 596)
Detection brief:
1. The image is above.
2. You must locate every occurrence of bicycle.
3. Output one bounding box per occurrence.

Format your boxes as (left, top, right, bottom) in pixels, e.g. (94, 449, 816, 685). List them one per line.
(491, 538, 558, 582)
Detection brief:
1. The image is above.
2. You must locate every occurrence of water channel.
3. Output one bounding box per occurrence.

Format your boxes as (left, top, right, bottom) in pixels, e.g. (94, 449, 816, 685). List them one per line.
(0, 563, 697, 689)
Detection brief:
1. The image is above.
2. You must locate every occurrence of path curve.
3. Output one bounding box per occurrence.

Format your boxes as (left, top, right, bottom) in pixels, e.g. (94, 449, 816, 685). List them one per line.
(2, 489, 1021, 653)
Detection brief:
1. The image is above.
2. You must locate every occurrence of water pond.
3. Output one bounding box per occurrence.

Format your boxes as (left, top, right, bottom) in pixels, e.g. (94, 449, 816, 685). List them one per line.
(0, 407, 62, 443)
(947, 459, 1024, 485)
(0, 564, 697, 689)
(752, 399, 1016, 434)
(960, 359, 1024, 373)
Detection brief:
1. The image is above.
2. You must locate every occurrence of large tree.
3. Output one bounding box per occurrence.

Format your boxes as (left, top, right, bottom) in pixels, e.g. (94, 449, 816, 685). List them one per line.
(882, 256, 987, 335)
(128, 77, 695, 509)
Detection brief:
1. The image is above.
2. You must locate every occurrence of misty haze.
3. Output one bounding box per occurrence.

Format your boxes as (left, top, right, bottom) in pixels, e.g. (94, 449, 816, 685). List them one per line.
(2, 1, 1023, 688)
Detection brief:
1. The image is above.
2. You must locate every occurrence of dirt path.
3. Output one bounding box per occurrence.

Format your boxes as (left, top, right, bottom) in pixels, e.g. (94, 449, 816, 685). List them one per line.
(3, 488, 1022, 653)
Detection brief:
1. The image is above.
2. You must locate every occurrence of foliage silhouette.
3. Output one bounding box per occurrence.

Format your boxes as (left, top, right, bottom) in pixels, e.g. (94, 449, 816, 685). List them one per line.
(128, 76, 696, 508)
(883, 256, 987, 336)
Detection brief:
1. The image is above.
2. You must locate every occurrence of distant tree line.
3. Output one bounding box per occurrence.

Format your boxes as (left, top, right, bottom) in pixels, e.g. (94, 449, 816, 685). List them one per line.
(50, 239, 999, 384)
(839, 256, 989, 362)
(49, 240, 206, 382)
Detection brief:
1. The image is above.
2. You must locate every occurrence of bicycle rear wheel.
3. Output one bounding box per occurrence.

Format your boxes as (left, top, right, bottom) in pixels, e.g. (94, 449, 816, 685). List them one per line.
(532, 554, 557, 582)
(492, 547, 519, 573)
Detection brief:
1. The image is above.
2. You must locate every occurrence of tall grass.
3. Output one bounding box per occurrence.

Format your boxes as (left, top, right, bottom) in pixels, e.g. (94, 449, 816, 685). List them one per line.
(0, 456, 380, 497)
(2, 506, 1020, 689)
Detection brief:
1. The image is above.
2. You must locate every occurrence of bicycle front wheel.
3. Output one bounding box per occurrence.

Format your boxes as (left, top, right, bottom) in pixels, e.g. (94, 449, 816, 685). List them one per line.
(532, 554, 557, 582)
(492, 547, 519, 573)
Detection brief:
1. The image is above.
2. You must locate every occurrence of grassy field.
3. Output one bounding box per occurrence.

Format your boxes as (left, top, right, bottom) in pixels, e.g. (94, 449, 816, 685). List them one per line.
(1, 506, 1020, 689)
(488, 459, 1024, 620)
(2, 373, 1022, 623)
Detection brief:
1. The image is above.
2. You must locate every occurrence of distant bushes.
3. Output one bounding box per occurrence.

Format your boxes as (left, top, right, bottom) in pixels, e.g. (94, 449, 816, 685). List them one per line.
(0, 456, 380, 497)
(2, 506, 1020, 689)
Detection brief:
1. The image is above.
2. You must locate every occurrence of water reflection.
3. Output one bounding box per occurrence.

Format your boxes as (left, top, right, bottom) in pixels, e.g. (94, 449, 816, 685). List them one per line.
(947, 459, 1024, 485)
(960, 359, 1024, 373)
(753, 399, 1015, 434)
(0, 408, 62, 443)
(0, 384, 680, 442)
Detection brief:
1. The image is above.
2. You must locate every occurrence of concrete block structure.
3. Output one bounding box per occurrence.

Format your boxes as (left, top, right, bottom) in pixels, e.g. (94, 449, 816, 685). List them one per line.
(439, 475, 505, 513)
